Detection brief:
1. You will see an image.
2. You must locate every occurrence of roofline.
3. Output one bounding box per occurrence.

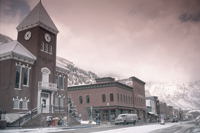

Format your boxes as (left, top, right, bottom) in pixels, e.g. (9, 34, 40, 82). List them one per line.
(130, 76, 146, 85)
(68, 81, 133, 91)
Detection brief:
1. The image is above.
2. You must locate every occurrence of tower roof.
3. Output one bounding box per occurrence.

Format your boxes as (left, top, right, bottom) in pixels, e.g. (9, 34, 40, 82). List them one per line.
(16, 2, 59, 34)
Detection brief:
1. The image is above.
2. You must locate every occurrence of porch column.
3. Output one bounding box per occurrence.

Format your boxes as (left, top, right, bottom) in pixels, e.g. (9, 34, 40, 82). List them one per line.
(51, 92, 55, 113)
(37, 89, 42, 114)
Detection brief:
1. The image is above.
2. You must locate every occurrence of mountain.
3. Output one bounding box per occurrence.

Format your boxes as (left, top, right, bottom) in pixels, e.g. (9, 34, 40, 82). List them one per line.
(56, 56, 99, 86)
(145, 81, 200, 110)
(0, 34, 13, 44)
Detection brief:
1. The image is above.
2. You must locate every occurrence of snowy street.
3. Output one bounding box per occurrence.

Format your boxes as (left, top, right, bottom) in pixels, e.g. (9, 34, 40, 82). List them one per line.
(1, 121, 200, 133)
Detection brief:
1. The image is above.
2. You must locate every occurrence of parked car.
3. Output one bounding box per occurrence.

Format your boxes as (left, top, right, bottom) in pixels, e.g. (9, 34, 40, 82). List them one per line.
(172, 117, 178, 123)
(115, 114, 138, 125)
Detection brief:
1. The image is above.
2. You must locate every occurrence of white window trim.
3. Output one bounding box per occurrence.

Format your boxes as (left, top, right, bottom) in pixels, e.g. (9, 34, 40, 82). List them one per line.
(60, 76, 65, 90)
(22, 66, 31, 87)
(13, 96, 21, 109)
(40, 41, 44, 51)
(15, 63, 22, 90)
(22, 97, 29, 110)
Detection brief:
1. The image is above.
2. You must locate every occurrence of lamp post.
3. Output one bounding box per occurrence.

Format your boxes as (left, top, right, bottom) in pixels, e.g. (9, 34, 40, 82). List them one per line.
(107, 103, 109, 123)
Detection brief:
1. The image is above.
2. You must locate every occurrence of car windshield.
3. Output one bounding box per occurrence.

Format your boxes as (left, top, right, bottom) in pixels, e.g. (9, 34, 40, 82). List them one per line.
(118, 115, 126, 118)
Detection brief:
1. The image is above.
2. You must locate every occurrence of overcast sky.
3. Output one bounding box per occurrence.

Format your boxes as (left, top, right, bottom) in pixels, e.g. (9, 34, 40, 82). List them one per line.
(1, 0, 200, 83)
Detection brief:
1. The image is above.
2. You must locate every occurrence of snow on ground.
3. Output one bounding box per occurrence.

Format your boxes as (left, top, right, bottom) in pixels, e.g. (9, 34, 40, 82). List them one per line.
(93, 123, 178, 133)
(81, 120, 96, 124)
(0, 127, 75, 133)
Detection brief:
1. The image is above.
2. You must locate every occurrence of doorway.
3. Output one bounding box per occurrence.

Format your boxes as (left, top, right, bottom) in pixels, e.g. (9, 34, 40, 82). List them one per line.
(41, 92, 50, 113)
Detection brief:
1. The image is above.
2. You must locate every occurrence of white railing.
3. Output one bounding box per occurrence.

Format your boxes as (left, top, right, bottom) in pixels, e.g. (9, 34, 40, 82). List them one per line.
(38, 81, 57, 91)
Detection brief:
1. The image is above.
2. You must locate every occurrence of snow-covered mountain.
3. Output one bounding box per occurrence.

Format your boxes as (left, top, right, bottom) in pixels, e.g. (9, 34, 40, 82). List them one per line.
(0, 34, 13, 44)
(145, 81, 200, 110)
(56, 56, 99, 86)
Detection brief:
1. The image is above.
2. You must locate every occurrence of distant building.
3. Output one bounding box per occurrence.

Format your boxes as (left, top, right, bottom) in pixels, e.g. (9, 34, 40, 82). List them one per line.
(68, 77, 147, 122)
(159, 102, 167, 119)
(146, 96, 160, 122)
(166, 106, 173, 120)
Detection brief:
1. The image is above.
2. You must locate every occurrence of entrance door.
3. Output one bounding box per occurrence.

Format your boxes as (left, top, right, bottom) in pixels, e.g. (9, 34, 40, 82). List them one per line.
(102, 113, 108, 122)
(41, 93, 50, 113)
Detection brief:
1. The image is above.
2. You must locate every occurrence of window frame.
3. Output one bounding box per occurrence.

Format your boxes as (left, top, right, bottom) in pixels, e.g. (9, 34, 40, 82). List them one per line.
(110, 93, 114, 102)
(49, 44, 52, 54)
(86, 95, 90, 103)
(40, 41, 44, 51)
(60, 76, 64, 90)
(15, 65, 22, 90)
(13, 99, 20, 109)
(23, 67, 30, 86)
(102, 94, 106, 102)
(79, 96, 83, 104)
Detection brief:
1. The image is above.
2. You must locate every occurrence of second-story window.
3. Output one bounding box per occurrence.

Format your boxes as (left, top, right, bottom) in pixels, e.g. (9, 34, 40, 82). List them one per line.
(126, 95, 127, 103)
(56, 75, 59, 89)
(60, 76, 64, 89)
(102, 94, 106, 102)
(79, 96, 83, 104)
(110, 93, 114, 102)
(123, 95, 125, 103)
(120, 94, 122, 102)
(86, 95, 90, 103)
(23, 67, 29, 86)
(15, 65, 22, 89)
(117, 93, 119, 102)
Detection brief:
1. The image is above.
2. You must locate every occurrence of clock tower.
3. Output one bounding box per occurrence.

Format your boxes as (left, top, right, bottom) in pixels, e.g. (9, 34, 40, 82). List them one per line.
(16, 1, 59, 110)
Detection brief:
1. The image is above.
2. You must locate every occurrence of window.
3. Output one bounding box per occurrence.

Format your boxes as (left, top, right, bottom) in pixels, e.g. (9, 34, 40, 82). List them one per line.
(86, 95, 90, 103)
(23, 67, 29, 86)
(123, 95, 125, 103)
(22, 99, 28, 109)
(117, 93, 119, 102)
(128, 96, 130, 104)
(55, 95, 59, 109)
(56, 75, 59, 89)
(49, 45, 52, 54)
(13, 99, 19, 109)
(45, 43, 48, 52)
(131, 97, 132, 104)
(79, 96, 83, 104)
(102, 94, 106, 102)
(60, 97, 64, 110)
(110, 93, 114, 102)
(126, 95, 127, 103)
(60, 76, 64, 89)
(120, 94, 122, 102)
(40, 41, 44, 51)
(15, 65, 22, 89)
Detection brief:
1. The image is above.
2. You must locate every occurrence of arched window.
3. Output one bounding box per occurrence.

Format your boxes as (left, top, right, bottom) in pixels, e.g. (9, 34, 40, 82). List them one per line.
(86, 95, 90, 103)
(110, 93, 114, 102)
(79, 96, 83, 104)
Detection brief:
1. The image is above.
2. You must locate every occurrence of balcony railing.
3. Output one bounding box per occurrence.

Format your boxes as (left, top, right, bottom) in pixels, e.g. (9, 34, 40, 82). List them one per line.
(38, 81, 57, 91)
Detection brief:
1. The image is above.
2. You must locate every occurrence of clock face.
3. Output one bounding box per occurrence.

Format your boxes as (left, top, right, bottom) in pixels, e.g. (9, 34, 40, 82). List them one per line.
(24, 31, 31, 40)
(44, 33, 51, 42)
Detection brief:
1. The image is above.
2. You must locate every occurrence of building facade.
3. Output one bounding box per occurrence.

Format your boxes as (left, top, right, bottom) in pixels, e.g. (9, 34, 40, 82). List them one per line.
(0, 2, 69, 120)
(146, 96, 160, 122)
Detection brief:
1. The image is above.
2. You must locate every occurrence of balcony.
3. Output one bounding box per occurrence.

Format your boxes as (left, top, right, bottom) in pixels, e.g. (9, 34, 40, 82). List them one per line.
(38, 81, 57, 91)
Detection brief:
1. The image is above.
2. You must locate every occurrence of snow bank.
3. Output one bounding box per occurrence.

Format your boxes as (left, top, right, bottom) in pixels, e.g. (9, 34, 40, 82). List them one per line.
(92, 123, 176, 133)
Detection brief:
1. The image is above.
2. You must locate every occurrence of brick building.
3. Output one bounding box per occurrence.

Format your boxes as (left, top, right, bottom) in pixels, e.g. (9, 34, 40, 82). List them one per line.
(159, 102, 167, 120)
(0, 2, 78, 126)
(68, 77, 147, 122)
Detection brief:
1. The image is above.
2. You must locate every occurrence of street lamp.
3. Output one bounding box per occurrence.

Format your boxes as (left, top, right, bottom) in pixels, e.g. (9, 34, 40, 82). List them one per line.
(107, 103, 109, 123)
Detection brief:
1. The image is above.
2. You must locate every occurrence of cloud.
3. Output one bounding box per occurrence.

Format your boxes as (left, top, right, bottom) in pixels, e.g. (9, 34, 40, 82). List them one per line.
(1, 0, 200, 83)
(179, 12, 200, 22)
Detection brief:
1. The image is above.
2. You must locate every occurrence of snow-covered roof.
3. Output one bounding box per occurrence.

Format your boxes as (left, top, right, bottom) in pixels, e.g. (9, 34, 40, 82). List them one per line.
(16, 2, 59, 34)
(0, 41, 36, 64)
(56, 62, 69, 74)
